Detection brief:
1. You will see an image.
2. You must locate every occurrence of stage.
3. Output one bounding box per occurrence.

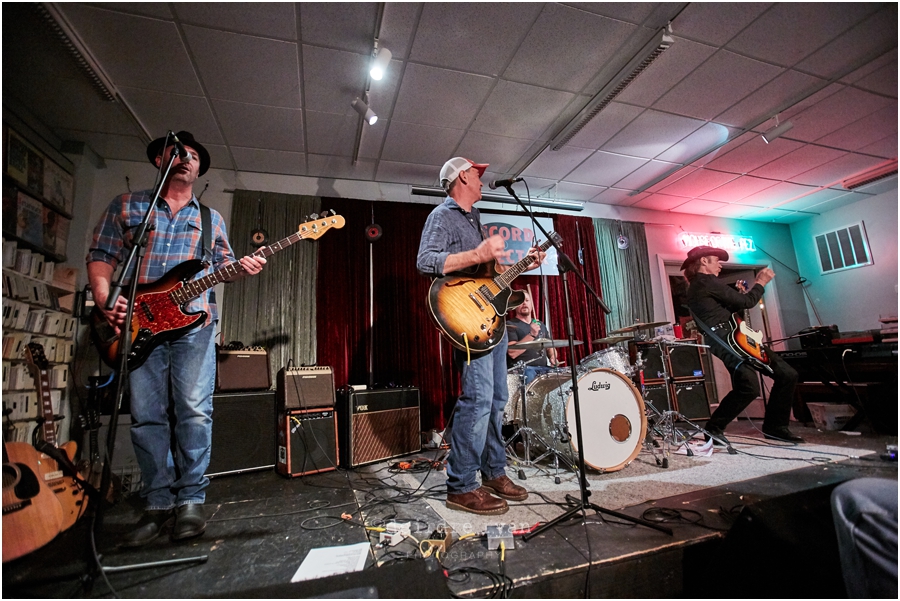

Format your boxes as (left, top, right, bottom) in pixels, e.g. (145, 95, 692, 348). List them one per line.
(4, 420, 896, 599)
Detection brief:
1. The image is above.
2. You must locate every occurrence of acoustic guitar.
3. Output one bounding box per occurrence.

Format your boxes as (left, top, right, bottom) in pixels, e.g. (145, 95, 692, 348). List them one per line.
(24, 343, 89, 531)
(3, 436, 65, 563)
(427, 233, 561, 353)
(90, 213, 345, 371)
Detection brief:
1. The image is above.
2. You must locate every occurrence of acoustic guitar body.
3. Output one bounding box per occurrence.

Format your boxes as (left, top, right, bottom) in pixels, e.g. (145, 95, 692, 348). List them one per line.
(3, 442, 64, 563)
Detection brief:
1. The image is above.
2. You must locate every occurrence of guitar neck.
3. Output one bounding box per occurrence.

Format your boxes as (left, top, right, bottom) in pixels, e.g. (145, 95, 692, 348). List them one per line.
(31, 363, 56, 448)
(494, 237, 557, 289)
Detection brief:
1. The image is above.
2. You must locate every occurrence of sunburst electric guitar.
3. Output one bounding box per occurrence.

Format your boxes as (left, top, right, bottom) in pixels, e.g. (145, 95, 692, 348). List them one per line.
(90, 213, 345, 371)
(725, 280, 774, 375)
(427, 233, 561, 353)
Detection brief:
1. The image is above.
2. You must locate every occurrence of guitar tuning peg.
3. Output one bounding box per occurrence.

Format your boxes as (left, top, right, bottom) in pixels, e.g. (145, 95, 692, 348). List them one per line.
(329, 209, 336, 216)
(308, 213, 318, 221)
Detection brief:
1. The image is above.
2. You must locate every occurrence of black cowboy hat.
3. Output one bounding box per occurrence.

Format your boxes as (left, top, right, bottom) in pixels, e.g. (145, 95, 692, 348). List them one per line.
(146, 131, 210, 176)
(680, 245, 729, 270)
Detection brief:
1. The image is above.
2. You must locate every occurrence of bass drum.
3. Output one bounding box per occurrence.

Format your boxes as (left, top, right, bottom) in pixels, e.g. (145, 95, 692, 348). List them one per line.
(526, 368, 646, 472)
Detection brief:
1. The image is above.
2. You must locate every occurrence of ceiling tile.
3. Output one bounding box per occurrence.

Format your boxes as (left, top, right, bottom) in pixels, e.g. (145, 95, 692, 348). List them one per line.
(455, 132, 534, 175)
(704, 134, 802, 174)
(358, 118, 389, 160)
(565, 102, 645, 150)
(565, 151, 646, 186)
(118, 87, 221, 144)
(174, 3, 297, 39)
(304, 111, 358, 156)
(750, 144, 846, 181)
(796, 5, 898, 78)
(617, 38, 718, 108)
(521, 146, 592, 180)
(54, 128, 148, 163)
(85, 3, 174, 19)
(378, 2, 420, 60)
(655, 122, 737, 164)
(776, 188, 848, 212)
(299, 3, 378, 53)
(550, 181, 606, 202)
(789, 85, 895, 143)
(473, 81, 576, 140)
(409, 3, 544, 77)
(231, 147, 306, 176)
(302, 45, 367, 114)
(376, 160, 442, 186)
(213, 100, 304, 152)
(59, 4, 203, 94)
(849, 60, 899, 98)
(601, 110, 704, 159)
(739, 181, 817, 208)
(716, 69, 824, 128)
(504, 4, 636, 93)
(857, 134, 899, 159)
(615, 160, 681, 191)
(672, 3, 771, 46)
(691, 131, 759, 168)
(670, 198, 727, 214)
(727, 4, 877, 67)
(591, 188, 648, 206)
(657, 168, 738, 198)
(631, 193, 691, 211)
(704, 203, 766, 219)
(185, 25, 300, 107)
(815, 104, 898, 152)
(806, 190, 872, 214)
(380, 122, 465, 165)
(790, 153, 888, 187)
(654, 50, 783, 121)
(307, 154, 376, 180)
(562, 3, 659, 24)
(392, 64, 494, 129)
(699, 175, 779, 203)
(645, 166, 698, 193)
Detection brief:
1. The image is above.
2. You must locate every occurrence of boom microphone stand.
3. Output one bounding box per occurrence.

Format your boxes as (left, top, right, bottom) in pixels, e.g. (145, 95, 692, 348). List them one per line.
(492, 182, 672, 540)
(87, 135, 207, 591)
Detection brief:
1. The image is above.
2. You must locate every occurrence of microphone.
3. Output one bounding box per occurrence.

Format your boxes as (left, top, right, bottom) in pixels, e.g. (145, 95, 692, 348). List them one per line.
(170, 133, 193, 162)
(488, 177, 524, 190)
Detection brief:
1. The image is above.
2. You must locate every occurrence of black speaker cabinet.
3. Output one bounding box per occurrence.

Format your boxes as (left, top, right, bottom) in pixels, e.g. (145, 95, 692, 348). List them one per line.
(277, 366, 335, 410)
(337, 388, 421, 468)
(642, 383, 672, 414)
(216, 348, 271, 391)
(633, 342, 704, 384)
(276, 408, 338, 477)
(633, 343, 665, 383)
(669, 346, 704, 380)
(674, 379, 710, 419)
(207, 391, 276, 477)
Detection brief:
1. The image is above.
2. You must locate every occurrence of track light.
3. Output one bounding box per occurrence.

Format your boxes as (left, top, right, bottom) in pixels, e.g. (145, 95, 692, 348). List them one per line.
(370, 46, 392, 81)
(352, 97, 377, 125)
(762, 117, 793, 143)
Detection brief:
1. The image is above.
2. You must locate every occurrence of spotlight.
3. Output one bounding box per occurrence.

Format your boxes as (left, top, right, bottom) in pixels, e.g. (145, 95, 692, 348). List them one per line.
(370, 47, 392, 81)
(762, 119, 793, 143)
(352, 97, 377, 125)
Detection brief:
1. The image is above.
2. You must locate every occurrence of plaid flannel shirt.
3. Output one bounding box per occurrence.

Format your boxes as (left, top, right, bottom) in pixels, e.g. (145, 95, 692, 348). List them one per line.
(86, 190, 236, 325)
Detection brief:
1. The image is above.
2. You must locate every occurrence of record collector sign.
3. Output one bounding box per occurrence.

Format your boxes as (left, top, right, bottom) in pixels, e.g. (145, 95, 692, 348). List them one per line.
(480, 213, 559, 276)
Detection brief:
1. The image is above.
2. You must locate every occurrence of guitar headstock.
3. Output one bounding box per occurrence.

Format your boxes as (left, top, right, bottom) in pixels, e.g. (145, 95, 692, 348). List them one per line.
(550, 232, 563, 246)
(24, 343, 49, 371)
(298, 212, 345, 240)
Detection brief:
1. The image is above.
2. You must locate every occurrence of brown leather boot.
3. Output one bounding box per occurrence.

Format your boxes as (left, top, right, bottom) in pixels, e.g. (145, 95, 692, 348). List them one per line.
(446, 487, 509, 515)
(481, 474, 529, 501)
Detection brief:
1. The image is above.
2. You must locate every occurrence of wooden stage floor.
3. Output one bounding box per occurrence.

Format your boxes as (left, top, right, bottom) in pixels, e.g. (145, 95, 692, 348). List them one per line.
(4, 420, 896, 598)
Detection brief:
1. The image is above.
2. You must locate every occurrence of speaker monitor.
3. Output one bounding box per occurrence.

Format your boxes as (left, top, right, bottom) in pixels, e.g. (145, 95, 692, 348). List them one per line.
(670, 346, 704, 380)
(634, 342, 704, 383)
(338, 388, 421, 468)
(277, 366, 335, 410)
(216, 349, 271, 391)
(642, 384, 672, 415)
(674, 380, 710, 419)
(208, 391, 276, 477)
(276, 408, 338, 477)
(634, 343, 665, 383)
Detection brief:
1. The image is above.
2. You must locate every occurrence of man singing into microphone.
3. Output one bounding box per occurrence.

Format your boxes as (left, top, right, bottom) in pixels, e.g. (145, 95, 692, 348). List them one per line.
(507, 289, 560, 383)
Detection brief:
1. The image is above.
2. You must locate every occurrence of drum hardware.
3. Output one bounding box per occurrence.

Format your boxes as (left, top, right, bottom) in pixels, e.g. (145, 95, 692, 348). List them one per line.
(513, 338, 583, 350)
(608, 321, 670, 335)
(590, 335, 632, 345)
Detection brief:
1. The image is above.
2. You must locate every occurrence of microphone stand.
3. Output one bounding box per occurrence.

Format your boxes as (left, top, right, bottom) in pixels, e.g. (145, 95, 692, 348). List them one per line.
(491, 184, 671, 540)
(86, 142, 207, 593)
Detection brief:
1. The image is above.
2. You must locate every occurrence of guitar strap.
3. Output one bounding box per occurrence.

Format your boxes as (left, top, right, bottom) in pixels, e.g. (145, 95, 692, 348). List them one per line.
(685, 305, 747, 371)
(198, 201, 215, 305)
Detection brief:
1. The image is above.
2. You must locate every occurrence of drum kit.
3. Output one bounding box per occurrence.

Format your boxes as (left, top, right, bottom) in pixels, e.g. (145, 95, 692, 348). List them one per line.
(504, 320, 712, 476)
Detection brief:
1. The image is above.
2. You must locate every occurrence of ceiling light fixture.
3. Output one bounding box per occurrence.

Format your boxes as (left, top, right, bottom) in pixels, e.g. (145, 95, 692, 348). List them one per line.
(761, 115, 794, 143)
(549, 25, 674, 151)
(369, 45, 392, 81)
(352, 97, 378, 125)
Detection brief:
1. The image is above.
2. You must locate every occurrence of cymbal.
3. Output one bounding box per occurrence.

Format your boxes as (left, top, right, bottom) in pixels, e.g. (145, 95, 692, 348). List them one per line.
(609, 321, 671, 334)
(514, 338, 583, 350)
(591, 335, 632, 345)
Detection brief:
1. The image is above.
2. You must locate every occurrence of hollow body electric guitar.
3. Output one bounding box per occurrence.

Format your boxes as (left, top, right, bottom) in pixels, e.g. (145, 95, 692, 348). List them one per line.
(724, 280, 774, 375)
(427, 233, 561, 353)
(91, 213, 345, 371)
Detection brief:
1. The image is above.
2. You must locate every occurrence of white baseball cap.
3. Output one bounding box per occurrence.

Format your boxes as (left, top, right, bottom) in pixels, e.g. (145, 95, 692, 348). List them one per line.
(440, 157, 489, 190)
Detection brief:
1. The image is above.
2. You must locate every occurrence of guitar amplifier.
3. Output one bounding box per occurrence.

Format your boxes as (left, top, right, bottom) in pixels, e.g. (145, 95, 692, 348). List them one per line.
(276, 408, 338, 477)
(216, 347, 271, 391)
(337, 388, 421, 468)
(207, 391, 276, 477)
(277, 366, 335, 410)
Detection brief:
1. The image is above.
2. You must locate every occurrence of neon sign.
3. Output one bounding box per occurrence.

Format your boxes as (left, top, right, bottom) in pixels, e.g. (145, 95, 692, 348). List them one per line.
(677, 232, 755, 252)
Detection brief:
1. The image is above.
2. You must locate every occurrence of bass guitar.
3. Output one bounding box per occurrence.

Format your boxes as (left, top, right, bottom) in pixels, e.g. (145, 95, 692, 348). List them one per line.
(427, 233, 561, 353)
(724, 280, 774, 375)
(91, 213, 345, 370)
(24, 343, 89, 532)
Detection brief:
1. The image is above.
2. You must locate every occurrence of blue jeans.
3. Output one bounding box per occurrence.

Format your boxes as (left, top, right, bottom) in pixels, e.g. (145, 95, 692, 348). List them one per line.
(129, 323, 217, 510)
(524, 365, 553, 385)
(447, 332, 509, 494)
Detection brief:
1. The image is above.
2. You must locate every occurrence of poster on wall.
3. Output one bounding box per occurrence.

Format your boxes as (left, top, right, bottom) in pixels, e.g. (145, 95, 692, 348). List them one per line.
(480, 213, 559, 276)
(42, 160, 74, 214)
(16, 192, 43, 247)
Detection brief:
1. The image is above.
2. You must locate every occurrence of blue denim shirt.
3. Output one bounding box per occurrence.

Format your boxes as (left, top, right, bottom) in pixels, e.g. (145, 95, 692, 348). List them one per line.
(416, 196, 485, 277)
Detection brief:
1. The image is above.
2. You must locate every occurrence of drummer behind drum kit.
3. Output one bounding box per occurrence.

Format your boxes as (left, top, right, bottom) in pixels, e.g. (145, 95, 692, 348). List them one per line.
(504, 320, 714, 477)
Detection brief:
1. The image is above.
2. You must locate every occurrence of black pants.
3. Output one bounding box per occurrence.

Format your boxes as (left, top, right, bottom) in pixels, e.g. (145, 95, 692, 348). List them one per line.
(706, 335, 798, 431)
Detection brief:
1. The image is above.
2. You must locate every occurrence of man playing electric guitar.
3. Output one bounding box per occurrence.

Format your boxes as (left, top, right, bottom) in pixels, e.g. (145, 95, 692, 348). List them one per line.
(87, 131, 265, 547)
(682, 245, 803, 444)
(417, 157, 545, 515)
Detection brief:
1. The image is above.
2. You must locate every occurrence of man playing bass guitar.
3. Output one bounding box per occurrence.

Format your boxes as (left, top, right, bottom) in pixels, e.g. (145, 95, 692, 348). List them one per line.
(682, 245, 802, 444)
(87, 131, 265, 547)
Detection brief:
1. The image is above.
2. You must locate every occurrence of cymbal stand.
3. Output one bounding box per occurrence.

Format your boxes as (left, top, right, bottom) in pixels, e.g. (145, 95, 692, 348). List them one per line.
(504, 363, 577, 483)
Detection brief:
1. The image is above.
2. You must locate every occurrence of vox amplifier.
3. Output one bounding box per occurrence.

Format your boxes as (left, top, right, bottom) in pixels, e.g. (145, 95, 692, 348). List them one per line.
(337, 388, 421, 468)
(277, 366, 335, 410)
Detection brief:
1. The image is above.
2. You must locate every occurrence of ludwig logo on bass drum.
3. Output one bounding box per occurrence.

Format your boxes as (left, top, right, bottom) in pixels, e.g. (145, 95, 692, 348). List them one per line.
(588, 381, 611, 391)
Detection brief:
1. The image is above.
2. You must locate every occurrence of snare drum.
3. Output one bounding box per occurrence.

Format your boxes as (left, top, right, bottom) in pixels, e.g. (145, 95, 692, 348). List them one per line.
(579, 347, 634, 377)
(527, 368, 646, 472)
